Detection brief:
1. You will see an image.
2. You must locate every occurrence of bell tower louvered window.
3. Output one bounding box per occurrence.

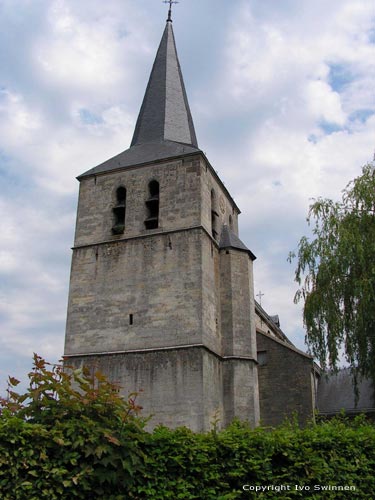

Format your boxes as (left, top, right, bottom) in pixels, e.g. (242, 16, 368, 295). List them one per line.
(112, 186, 126, 234)
(145, 180, 159, 230)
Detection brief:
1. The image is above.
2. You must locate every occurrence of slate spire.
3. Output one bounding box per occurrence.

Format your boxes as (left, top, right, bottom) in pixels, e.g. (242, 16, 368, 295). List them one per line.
(78, 18, 201, 178)
(130, 20, 198, 148)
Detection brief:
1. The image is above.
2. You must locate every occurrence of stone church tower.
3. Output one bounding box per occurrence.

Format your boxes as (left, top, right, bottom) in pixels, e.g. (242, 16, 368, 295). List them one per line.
(64, 15, 260, 431)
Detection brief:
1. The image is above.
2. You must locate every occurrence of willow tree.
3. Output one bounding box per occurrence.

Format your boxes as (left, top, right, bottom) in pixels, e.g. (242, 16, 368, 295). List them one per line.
(290, 163, 375, 390)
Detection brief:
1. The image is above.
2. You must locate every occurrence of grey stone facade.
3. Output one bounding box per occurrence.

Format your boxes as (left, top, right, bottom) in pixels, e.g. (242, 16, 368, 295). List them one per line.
(64, 153, 260, 431)
(256, 331, 316, 426)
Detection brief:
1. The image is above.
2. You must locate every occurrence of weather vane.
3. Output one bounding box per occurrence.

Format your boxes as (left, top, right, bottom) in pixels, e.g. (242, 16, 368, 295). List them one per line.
(163, 0, 179, 22)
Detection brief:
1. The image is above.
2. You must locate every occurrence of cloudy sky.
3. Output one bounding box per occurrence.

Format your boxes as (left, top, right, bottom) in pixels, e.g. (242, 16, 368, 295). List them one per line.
(1, 0, 374, 389)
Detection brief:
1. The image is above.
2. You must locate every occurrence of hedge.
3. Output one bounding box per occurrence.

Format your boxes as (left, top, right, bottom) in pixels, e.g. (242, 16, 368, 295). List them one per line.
(1, 356, 374, 499)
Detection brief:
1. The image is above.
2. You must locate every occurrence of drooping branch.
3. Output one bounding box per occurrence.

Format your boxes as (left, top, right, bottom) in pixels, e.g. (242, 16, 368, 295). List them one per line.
(289, 163, 375, 399)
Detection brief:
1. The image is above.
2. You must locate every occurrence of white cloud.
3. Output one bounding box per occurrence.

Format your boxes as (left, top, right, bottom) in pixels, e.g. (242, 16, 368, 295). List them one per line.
(0, 0, 374, 388)
(305, 80, 346, 125)
(0, 89, 42, 145)
(35, 1, 124, 92)
(0, 251, 18, 273)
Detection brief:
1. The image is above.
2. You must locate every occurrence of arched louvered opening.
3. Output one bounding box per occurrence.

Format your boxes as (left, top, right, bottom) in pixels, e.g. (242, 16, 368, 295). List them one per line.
(145, 180, 159, 230)
(112, 186, 126, 234)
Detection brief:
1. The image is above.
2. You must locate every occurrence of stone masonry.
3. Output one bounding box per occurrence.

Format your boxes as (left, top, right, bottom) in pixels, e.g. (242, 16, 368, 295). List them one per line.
(64, 153, 260, 431)
(257, 331, 316, 426)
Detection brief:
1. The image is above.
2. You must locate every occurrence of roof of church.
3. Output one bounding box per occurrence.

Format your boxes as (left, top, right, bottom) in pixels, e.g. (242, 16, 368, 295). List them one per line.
(255, 301, 301, 349)
(77, 140, 200, 179)
(131, 21, 198, 148)
(79, 19, 201, 179)
(317, 368, 375, 415)
(219, 225, 256, 261)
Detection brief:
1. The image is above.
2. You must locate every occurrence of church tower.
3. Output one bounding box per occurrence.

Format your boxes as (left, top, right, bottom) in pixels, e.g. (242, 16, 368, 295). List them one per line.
(64, 12, 260, 431)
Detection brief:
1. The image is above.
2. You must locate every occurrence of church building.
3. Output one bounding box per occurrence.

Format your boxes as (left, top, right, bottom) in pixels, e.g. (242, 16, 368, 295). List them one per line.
(64, 9, 317, 431)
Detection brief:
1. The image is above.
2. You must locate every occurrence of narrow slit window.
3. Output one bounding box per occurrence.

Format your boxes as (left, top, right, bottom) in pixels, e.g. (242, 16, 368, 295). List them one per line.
(112, 186, 126, 234)
(145, 180, 159, 230)
(211, 189, 218, 240)
(129, 314, 133, 325)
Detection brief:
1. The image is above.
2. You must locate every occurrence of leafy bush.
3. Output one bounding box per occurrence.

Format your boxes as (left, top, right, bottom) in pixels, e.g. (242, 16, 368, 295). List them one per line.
(0, 354, 146, 499)
(130, 418, 375, 499)
(1, 357, 375, 499)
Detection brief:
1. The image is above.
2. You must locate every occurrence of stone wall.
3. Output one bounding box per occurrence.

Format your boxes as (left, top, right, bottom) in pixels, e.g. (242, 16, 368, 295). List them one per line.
(74, 157, 202, 248)
(66, 348, 208, 431)
(257, 331, 315, 426)
(66, 347, 259, 431)
(67, 152, 249, 359)
(220, 250, 256, 357)
(200, 158, 239, 240)
(74, 154, 239, 249)
(65, 151, 260, 431)
(65, 229, 204, 355)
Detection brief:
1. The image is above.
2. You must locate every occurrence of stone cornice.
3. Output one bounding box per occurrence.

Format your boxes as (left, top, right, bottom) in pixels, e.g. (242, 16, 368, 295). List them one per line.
(64, 343, 258, 364)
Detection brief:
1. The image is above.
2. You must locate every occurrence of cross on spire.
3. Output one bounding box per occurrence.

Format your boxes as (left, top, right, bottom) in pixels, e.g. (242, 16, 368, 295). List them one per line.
(163, 0, 179, 22)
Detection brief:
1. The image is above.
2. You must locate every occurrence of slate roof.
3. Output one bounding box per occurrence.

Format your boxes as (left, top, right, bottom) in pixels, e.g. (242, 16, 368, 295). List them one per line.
(79, 20, 200, 179)
(219, 225, 256, 261)
(317, 368, 375, 415)
(255, 301, 298, 349)
(270, 315, 280, 327)
(78, 140, 200, 179)
(131, 21, 198, 148)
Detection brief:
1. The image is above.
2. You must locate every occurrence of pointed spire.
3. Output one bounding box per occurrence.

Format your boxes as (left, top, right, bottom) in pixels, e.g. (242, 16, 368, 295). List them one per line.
(130, 20, 198, 149)
(78, 18, 201, 179)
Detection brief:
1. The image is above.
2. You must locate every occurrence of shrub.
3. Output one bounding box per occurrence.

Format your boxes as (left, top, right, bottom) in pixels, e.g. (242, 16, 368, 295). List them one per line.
(1, 357, 375, 499)
(0, 354, 146, 499)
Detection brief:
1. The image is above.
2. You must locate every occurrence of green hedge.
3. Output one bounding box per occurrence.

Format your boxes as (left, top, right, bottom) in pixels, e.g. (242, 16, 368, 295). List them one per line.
(132, 418, 375, 499)
(1, 357, 374, 499)
(2, 416, 375, 499)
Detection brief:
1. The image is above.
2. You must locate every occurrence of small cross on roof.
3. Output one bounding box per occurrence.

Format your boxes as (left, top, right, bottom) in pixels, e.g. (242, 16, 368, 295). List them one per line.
(256, 291, 265, 306)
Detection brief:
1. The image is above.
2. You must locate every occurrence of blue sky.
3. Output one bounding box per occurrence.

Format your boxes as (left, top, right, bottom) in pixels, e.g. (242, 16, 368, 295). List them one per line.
(0, 0, 374, 389)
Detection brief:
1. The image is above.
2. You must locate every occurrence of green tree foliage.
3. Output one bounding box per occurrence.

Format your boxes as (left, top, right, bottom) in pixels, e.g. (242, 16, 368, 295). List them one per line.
(289, 163, 375, 389)
(0, 354, 147, 499)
